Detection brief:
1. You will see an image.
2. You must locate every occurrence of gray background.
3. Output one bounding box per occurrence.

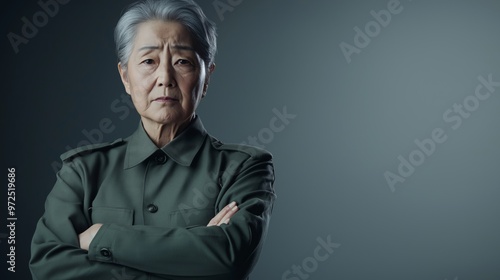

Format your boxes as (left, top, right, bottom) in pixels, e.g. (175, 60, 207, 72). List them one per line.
(2, 0, 500, 279)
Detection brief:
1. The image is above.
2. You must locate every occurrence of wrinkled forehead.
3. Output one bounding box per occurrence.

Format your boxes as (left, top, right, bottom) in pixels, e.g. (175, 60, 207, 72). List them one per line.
(133, 20, 196, 53)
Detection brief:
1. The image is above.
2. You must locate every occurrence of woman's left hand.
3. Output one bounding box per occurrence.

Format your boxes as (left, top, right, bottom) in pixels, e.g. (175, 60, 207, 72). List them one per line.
(207, 201, 238, 227)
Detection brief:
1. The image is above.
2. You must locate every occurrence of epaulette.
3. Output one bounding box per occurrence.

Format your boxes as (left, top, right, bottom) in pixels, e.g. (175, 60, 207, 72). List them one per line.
(60, 138, 124, 161)
(211, 138, 271, 159)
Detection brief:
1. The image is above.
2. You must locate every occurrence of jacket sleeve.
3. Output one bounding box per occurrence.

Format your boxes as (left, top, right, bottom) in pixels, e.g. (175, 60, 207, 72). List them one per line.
(30, 151, 276, 280)
(87, 151, 276, 279)
(29, 161, 152, 280)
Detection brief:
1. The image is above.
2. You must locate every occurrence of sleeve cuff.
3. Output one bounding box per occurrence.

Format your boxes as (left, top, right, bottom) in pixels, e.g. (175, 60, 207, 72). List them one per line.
(88, 223, 115, 263)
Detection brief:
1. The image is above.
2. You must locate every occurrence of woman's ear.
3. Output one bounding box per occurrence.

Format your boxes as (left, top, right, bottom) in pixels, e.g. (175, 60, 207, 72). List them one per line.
(202, 63, 216, 97)
(118, 62, 131, 94)
(208, 63, 216, 74)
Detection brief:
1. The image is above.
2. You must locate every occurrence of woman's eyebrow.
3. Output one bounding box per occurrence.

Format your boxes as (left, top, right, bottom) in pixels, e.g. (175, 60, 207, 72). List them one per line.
(137, 45, 160, 53)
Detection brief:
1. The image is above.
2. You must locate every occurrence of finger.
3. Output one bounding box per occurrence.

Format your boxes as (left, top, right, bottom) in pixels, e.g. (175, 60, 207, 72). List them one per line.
(207, 201, 236, 227)
(78, 232, 89, 251)
(217, 205, 238, 226)
(211, 201, 236, 226)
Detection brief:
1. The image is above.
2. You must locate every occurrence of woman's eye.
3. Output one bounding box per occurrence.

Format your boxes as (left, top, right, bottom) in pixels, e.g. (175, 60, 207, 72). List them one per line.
(142, 59, 155, 65)
(177, 59, 192, 65)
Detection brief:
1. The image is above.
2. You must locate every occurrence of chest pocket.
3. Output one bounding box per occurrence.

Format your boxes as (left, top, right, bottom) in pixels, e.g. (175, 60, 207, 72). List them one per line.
(91, 206, 134, 225)
(168, 208, 214, 228)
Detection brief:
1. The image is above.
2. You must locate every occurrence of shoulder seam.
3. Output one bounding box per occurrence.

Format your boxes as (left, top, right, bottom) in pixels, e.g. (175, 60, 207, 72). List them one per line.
(60, 138, 124, 161)
(209, 137, 270, 158)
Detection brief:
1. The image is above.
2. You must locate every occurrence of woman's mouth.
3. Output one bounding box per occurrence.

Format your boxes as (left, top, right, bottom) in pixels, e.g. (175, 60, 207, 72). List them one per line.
(154, 96, 179, 103)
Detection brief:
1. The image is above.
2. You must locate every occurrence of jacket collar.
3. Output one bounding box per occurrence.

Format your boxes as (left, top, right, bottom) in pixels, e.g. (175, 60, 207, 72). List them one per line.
(123, 116, 207, 169)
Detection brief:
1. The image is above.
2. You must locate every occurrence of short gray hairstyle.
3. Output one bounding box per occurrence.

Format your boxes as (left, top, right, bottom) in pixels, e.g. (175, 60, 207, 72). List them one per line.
(114, 0, 217, 69)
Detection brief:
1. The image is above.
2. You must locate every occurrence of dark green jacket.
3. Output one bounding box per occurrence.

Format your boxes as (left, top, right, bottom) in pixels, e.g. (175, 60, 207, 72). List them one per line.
(30, 117, 276, 280)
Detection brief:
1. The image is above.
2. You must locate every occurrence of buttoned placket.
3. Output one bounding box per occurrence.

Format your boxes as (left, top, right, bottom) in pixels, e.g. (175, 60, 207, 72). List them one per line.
(141, 150, 169, 224)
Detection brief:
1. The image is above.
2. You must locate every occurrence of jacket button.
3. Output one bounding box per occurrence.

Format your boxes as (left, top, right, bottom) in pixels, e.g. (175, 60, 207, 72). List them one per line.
(147, 204, 158, 213)
(154, 153, 167, 164)
(100, 248, 112, 257)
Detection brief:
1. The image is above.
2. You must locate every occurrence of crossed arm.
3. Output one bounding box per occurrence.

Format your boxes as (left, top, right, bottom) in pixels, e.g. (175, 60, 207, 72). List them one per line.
(30, 153, 275, 280)
(78, 201, 239, 251)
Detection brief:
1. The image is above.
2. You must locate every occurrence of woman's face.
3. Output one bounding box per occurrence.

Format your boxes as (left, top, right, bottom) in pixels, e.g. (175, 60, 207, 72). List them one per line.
(118, 20, 212, 128)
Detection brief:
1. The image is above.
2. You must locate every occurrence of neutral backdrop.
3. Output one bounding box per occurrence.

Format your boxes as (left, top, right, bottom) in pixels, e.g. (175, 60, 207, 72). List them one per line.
(2, 0, 500, 279)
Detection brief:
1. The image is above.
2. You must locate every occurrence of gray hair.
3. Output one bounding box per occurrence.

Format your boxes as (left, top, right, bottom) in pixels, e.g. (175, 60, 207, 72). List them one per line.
(114, 0, 217, 69)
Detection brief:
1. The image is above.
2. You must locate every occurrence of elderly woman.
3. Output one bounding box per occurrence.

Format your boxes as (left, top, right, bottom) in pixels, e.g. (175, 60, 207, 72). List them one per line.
(29, 0, 276, 279)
